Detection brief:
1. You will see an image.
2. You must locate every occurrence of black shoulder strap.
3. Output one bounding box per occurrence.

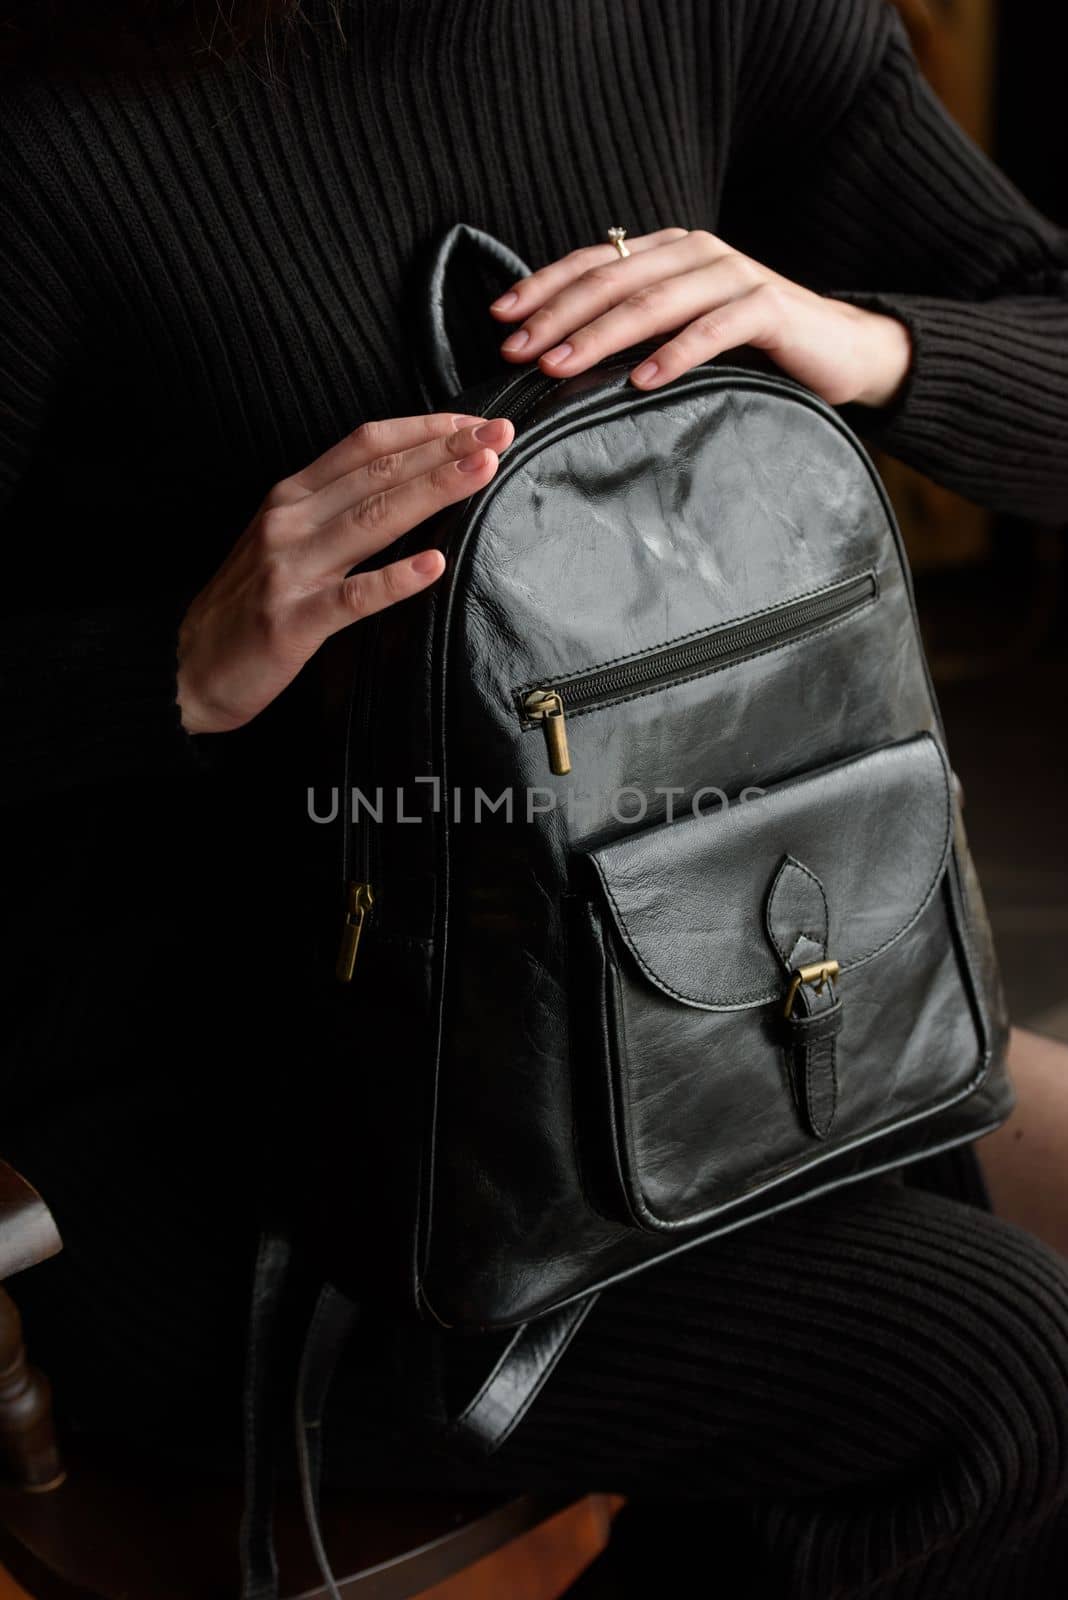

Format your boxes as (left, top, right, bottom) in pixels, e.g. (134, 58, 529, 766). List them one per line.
(240, 1239, 597, 1600)
(448, 1294, 597, 1455)
(239, 1229, 296, 1600)
(294, 1286, 362, 1600)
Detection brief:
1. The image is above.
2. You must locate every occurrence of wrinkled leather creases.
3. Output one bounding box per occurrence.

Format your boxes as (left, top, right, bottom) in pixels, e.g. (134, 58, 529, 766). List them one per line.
(588, 735, 952, 1010)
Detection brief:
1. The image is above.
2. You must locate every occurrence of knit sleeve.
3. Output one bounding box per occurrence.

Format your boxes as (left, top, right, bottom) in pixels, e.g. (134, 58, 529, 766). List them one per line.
(0, 109, 209, 801)
(723, 1, 1068, 524)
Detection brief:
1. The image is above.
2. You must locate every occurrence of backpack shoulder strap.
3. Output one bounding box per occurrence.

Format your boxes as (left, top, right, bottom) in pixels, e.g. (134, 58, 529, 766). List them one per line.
(240, 1243, 598, 1600)
(239, 1229, 297, 1600)
(294, 1286, 362, 1600)
(448, 1293, 597, 1454)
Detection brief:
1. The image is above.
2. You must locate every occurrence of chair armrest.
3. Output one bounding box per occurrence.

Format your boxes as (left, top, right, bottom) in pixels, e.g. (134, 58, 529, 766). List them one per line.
(0, 1162, 62, 1280)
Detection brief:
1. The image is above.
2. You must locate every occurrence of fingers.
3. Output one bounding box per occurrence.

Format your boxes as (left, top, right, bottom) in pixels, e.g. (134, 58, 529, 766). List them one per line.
(301, 417, 514, 531)
(277, 412, 487, 500)
(497, 232, 732, 362)
(304, 548, 448, 641)
(529, 256, 759, 378)
(629, 283, 783, 389)
(490, 228, 691, 326)
(311, 444, 503, 577)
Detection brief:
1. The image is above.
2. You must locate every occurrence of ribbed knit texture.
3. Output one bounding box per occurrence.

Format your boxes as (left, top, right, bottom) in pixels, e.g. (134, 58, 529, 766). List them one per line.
(1, 0, 1067, 801)
(2, 4, 1068, 1595)
(327, 1180, 1068, 1598)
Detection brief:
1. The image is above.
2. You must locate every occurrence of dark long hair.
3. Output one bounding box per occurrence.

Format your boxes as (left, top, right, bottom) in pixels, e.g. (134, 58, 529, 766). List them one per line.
(0, 1, 308, 71)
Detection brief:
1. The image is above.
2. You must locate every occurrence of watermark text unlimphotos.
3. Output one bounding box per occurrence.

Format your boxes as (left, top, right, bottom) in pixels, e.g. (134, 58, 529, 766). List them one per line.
(307, 779, 767, 828)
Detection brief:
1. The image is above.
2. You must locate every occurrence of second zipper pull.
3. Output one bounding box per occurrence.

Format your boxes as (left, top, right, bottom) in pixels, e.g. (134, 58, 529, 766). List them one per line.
(336, 881, 375, 983)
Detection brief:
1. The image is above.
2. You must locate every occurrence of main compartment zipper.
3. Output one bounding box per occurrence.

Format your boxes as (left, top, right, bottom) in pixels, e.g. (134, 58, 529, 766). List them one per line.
(335, 367, 568, 981)
(519, 570, 877, 776)
(335, 615, 381, 983)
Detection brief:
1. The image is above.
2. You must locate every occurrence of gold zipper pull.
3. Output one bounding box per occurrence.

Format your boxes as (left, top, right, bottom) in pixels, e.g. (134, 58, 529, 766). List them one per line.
(524, 689, 572, 776)
(336, 881, 375, 983)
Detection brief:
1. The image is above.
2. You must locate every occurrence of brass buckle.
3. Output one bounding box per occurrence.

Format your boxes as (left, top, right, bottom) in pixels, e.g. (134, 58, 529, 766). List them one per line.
(783, 959, 840, 1018)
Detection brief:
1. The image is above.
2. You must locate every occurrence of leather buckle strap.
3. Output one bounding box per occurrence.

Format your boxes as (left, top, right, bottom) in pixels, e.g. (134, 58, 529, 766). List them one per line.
(782, 974, 844, 1141)
(765, 854, 844, 1141)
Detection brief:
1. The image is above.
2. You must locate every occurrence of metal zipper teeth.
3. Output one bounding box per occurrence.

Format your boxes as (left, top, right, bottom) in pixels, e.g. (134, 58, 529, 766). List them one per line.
(483, 342, 660, 431)
(338, 664, 357, 888)
(524, 573, 877, 719)
(341, 616, 380, 889)
(487, 370, 560, 430)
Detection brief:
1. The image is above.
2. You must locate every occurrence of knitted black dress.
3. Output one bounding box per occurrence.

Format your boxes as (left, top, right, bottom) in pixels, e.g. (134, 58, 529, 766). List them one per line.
(2, 2, 1067, 1594)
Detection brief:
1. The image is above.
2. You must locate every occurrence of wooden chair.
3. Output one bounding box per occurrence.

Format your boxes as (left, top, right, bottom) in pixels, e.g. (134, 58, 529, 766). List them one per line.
(0, 1160, 621, 1600)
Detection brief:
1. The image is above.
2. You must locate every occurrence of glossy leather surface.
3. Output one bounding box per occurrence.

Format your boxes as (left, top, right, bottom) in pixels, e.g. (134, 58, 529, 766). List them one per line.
(767, 854, 842, 1140)
(588, 735, 951, 1008)
(327, 238, 1013, 1332)
(781, 993, 843, 1140)
(579, 740, 981, 1232)
(414, 224, 532, 411)
(449, 1294, 597, 1453)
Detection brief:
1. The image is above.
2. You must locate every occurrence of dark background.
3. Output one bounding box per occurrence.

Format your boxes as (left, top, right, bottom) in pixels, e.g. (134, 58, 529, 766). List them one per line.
(919, 0, 1068, 1044)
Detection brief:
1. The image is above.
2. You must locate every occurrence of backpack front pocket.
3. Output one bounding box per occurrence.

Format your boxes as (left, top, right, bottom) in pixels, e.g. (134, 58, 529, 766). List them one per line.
(576, 734, 986, 1232)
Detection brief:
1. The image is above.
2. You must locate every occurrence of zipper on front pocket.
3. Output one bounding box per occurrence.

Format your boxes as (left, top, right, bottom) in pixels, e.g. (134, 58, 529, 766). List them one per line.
(516, 571, 877, 775)
(522, 689, 572, 776)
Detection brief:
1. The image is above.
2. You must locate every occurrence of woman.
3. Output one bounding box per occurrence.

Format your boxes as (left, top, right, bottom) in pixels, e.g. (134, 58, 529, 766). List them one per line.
(2, 0, 1067, 1593)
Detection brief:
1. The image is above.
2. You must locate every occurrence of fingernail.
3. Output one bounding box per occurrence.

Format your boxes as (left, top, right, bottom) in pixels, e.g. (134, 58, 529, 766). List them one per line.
(451, 414, 484, 429)
(502, 329, 530, 353)
(632, 359, 660, 386)
(410, 549, 443, 576)
(492, 291, 519, 312)
(458, 449, 490, 473)
(542, 343, 573, 367)
(474, 420, 507, 444)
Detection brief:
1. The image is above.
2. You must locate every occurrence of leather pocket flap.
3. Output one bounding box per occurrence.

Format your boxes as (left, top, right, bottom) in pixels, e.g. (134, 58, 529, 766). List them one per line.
(586, 734, 953, 1010)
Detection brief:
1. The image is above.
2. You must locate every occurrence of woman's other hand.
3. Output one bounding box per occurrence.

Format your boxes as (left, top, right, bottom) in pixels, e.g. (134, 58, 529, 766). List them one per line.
(176, 412, 513, 735)
(490, 228, 911, 409)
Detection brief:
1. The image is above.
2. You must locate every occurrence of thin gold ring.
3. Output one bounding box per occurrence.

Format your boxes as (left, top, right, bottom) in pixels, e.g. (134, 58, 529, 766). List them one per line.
(606, 227, 630, 259)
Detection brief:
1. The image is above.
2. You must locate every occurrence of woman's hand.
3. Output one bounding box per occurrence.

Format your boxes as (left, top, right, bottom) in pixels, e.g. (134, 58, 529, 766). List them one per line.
(490, 228, 911, 409)
(177, 412, 513, 735)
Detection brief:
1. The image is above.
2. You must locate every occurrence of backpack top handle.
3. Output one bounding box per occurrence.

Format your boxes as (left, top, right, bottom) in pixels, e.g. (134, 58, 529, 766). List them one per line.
(414, 223, 533, 411)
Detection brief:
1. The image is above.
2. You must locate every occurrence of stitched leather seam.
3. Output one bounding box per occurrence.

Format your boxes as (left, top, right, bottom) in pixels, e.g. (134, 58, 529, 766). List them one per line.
(592, 737, 953, 1008)
(593, 863, 736, 1006)
(609, 942, 661, 1230)
(611, 978, 984, 1234)
(792, 1006, 842, 1038)
(847, 740, 954, 974)
(513, 567, 877, 699)
(803, 1037, 837, 1138)
(944, 847, 993, 1069)
(594, 908, 640, 1226)
(499, 1102, 999, 1255)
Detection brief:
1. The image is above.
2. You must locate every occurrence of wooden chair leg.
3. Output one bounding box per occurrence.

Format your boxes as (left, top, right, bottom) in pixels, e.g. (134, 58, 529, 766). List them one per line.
(0, 1289, 64, 1493)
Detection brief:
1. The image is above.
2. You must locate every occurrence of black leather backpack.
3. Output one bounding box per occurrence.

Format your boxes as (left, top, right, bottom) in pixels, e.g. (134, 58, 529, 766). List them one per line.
(241, 226, 1013, 1600)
